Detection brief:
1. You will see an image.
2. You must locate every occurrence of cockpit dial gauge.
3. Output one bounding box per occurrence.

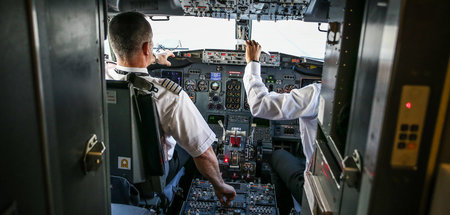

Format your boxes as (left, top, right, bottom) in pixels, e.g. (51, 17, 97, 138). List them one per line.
(185, 80, 196, 91)
(210, 81, 220, 91)
(187, 92, 196, 103)
(197, 80, 208, 91)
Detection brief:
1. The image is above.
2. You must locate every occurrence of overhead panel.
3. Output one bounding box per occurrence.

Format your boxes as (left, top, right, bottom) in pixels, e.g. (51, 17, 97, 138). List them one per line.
(179, 0, 310, 21)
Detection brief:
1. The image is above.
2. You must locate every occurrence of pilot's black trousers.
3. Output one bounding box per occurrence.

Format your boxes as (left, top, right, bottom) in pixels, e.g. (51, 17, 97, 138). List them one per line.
(271, 149, 306, 214)
(166, 145, 191, 184)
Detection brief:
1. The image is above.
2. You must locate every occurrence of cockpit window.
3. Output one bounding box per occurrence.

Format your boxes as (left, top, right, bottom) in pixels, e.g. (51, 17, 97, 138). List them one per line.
(252, 20, 327, 59)
(105, 16, 327, 59)
(150, 16, 235, 52)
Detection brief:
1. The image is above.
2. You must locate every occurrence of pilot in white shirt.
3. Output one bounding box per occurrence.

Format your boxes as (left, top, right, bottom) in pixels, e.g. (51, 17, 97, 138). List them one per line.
(243, 40, 321, 212)
(106, 65, 216, 161)
(107, 11, 236, 205)
(243, 61, 321, 165)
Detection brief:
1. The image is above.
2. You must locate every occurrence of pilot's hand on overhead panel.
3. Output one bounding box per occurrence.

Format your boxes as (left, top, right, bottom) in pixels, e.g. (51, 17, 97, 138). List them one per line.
(156, 51, 175, 66)
(245, 40, 261, 63)
(214, 183, 237, 206)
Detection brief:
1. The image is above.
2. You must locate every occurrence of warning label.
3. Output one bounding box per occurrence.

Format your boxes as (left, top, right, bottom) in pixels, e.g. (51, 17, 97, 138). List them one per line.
(107, 90, 117, 104)
(118, 156, 131, 170)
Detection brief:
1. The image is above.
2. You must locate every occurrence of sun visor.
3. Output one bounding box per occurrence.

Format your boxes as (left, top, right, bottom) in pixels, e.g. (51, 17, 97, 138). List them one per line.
(108, 0, 184, 16)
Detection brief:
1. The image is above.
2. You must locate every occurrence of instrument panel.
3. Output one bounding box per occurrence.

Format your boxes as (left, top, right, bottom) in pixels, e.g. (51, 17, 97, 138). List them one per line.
(148, 49, 321, 213)
(148, 49, 321, 181)
(149, 50, 321, 115)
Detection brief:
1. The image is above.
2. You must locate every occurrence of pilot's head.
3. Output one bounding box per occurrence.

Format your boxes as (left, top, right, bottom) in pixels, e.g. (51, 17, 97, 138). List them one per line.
(108, 11, 155, 66)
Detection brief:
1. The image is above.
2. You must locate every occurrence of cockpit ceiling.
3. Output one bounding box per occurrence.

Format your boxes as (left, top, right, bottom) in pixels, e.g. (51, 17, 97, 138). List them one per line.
(108, 0, 327, 22)
(179, 0, 308, 21)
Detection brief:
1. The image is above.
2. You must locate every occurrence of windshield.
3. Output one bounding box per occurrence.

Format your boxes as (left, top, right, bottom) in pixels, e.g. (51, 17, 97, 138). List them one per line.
(106, 16, 327, 59)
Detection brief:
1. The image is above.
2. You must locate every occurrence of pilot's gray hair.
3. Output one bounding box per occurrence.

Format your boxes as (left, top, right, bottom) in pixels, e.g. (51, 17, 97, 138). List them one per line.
(108, 11, 153, 60)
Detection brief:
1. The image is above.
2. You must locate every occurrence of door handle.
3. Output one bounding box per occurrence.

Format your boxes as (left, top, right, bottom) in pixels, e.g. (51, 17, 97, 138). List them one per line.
(83, 134, 106, 174)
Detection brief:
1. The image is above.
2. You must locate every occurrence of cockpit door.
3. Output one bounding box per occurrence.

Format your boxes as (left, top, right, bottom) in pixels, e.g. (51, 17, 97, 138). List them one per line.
(0, 0, 109, 215)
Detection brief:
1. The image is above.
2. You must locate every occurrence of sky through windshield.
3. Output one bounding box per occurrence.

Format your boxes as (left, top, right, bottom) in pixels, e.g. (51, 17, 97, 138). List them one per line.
(106, 16, 327, 59)
(149, 16, 327, 59)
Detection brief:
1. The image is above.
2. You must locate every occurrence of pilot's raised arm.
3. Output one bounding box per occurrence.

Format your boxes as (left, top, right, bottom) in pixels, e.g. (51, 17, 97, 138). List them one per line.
(243, 40, 322, 212)
(106, 11, 236, 206)
(243, 41, 321, 121)
(243, 40, 321, 163)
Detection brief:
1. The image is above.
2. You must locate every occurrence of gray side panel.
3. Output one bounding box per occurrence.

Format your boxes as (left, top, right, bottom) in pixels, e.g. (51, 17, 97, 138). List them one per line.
(359, 0, 450, 214)
(108, 87, 135, 180)
(38, 0, 109, 214)
(340, 0, 387, 214)
(0, 0, 49, 214)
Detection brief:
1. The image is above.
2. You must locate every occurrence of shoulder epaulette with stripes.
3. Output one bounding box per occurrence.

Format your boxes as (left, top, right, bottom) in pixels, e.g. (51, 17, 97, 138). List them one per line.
(161, 78, 182, 95)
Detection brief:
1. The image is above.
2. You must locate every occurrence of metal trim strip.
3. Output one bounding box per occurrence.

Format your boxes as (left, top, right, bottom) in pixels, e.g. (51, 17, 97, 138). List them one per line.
(420, 58, 450, 214)
(26, 0, 54, 214)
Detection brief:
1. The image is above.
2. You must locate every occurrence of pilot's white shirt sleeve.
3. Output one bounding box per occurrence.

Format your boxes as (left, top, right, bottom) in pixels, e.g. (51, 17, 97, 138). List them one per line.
(243, 61, 321, 166)
(152, 79, 216, 158)
(243, 62, 321, 120)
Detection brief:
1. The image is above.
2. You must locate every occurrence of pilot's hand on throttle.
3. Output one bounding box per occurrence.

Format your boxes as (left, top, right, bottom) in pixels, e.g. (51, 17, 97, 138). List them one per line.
(214, 183, 237, 206)
(157, 51, 175, 66)
(245, 40, 262, 63)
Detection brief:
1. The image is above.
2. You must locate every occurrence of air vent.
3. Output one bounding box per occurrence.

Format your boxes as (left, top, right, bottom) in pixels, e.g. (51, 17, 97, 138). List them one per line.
(283, 75, 295, 80)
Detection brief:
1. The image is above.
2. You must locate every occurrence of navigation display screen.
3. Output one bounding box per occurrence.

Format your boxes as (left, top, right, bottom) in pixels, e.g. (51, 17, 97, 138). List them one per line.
(253, 117, 270, 127)
(211, 72, 221, 81)
(208, 115, 225, 124)
(161, 71, 183, 86)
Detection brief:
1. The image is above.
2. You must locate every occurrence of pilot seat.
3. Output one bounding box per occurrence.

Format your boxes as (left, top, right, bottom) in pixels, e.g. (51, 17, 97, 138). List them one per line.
(106, 74, 185, 214)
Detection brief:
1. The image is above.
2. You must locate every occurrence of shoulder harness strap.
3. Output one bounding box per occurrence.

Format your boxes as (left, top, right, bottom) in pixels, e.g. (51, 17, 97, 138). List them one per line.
(125, 73, 158, 93)
(161, 78, 182, 95)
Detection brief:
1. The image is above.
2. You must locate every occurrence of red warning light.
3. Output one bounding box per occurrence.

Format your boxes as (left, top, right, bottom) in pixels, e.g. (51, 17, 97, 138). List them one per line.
(405, 102, 412, 109)
(224, 158, 229, 163)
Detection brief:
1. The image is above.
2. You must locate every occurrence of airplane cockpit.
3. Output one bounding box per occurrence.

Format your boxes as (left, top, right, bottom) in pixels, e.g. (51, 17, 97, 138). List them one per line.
(104, 1, 326, 214)
(1, 0, 449, 215)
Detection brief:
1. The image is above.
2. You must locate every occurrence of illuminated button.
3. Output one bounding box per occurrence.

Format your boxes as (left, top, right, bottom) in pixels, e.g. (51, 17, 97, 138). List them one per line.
(409, 134, 417, 140)
(405, 102, 412, 109)
(407, 143, 416, 150)
(397, 142, 406, 149)
(399, 133, 407, 140)
(400, 124, 409, 131)
(411, 124, 419, 131)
